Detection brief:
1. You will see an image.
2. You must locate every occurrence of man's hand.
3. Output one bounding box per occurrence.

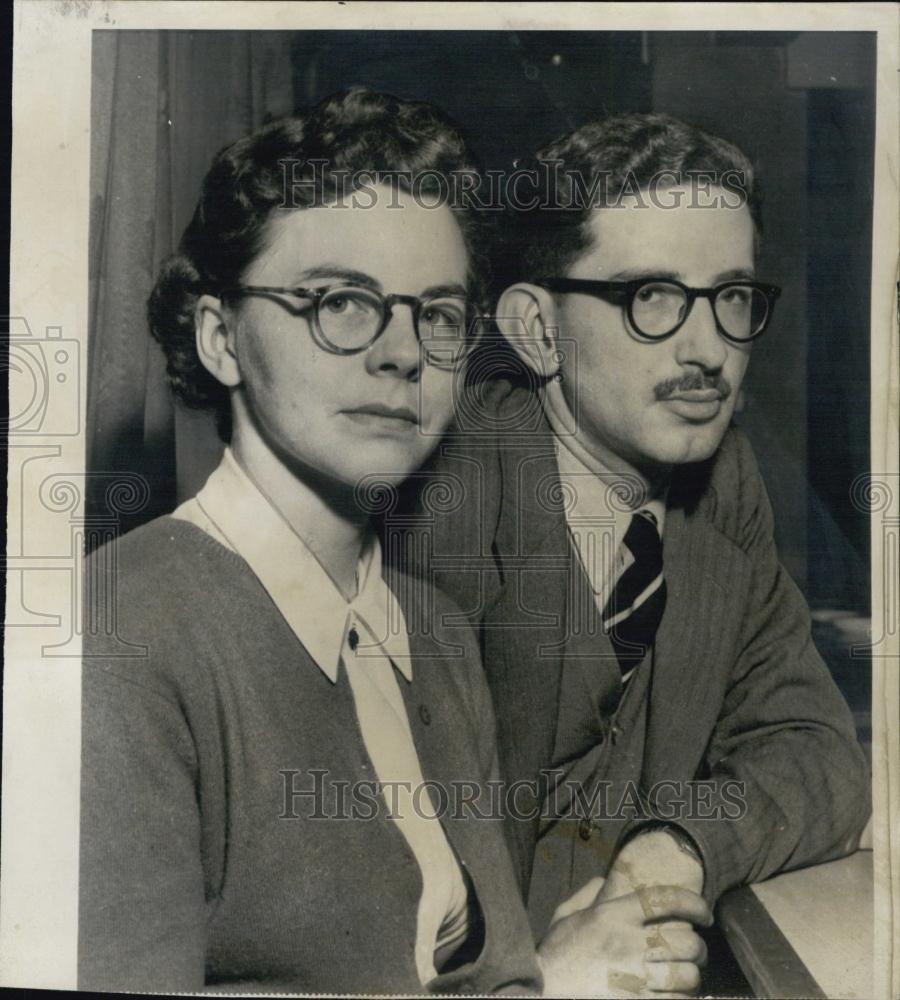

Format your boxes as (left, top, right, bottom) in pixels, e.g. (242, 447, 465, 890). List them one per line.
(537, 884, 711, 998)
(598, 828, 704, 903)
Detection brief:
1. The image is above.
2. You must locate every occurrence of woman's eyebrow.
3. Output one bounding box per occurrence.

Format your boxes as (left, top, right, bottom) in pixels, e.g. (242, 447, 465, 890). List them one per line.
(289, 270, 468, 299)
(421, 282, 468, 299)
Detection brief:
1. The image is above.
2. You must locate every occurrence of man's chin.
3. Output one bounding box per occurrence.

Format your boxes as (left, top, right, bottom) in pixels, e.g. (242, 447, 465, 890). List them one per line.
(645, 424, 729, 467)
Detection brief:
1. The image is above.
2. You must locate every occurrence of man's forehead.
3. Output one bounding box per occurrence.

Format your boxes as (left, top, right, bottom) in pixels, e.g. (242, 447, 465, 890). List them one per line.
(573, 187, 756, 280)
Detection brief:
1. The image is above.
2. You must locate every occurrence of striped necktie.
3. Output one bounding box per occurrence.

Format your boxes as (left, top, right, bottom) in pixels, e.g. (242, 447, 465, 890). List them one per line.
(601, 509, 667, 682)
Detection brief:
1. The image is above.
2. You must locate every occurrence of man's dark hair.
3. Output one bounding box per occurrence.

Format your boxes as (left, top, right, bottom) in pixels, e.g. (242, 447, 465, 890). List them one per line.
(148, 88, 489, 441)
(508, 111, 761, 286)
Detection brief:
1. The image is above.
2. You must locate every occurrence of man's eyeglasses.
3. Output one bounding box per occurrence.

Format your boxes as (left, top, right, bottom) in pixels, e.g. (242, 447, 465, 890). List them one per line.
(539, 277, 782, 344)
(220, 284, 477, 368)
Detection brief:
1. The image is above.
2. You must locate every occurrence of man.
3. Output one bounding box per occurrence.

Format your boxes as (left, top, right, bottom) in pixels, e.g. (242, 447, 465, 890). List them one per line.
(394, 112, 870, 980)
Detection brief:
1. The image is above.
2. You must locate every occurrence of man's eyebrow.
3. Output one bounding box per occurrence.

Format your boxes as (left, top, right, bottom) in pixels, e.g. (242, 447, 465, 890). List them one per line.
(604, 267, 757, 283)
(605, 268, 682, 282)
(293, 265, 381, 289)
(715, 267, 756, 282)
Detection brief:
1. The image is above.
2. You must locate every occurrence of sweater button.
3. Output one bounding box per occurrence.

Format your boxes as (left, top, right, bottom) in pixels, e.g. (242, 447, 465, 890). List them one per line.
(578, 818, 593, 841)
(419, 704, 431, 725)
(347, 626, 359, 651)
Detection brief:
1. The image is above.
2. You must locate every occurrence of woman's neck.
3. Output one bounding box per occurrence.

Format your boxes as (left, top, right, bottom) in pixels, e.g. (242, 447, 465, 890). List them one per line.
(229, 425, 370, 601)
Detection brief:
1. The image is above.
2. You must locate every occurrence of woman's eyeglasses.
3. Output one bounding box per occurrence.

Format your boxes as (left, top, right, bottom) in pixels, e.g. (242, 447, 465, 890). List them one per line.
(539, 276, 781, 344)
(221, 284, 478, 369)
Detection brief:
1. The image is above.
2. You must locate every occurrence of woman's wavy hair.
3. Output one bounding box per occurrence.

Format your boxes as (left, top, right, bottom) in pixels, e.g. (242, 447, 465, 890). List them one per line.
(148, 88, 490, 441)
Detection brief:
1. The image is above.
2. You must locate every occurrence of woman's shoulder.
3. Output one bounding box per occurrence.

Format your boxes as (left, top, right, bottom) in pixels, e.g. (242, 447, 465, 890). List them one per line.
(87, 515, 243, 590)
(83, 516, 259, 659)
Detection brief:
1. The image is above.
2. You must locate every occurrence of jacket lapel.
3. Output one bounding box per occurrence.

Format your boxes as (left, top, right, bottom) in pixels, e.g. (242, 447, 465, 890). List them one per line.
(642, 498, 750, 784)
(486, 432, 569, 777)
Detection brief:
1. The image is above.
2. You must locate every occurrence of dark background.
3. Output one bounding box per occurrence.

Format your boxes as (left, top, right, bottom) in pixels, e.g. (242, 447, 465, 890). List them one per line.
(88, 29, 875, 731)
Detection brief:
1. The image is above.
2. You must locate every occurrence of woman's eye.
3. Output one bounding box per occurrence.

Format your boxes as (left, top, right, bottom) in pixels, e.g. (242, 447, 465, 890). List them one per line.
(423, 304, 465, 328)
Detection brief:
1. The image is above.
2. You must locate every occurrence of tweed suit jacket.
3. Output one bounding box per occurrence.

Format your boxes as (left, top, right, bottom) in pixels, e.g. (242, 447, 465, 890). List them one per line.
(394, 381, 870, 936)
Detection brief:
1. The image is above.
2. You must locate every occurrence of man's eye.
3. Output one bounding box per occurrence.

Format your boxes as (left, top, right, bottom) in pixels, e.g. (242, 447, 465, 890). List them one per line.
(720, 287, 752, 306)
(635, 284, 671, 304)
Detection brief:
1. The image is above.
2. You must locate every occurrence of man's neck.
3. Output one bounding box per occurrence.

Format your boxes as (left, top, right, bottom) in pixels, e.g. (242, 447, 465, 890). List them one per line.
(541, 379, 670, 505)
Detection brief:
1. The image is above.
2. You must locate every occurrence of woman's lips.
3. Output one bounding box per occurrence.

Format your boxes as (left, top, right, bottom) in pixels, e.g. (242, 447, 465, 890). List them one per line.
(341, 405, 419, 432)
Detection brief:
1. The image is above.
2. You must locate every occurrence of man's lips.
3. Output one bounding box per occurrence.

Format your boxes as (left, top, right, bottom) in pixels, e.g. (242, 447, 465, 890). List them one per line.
(662, 388, 725, 403)
(660, 389, 728, 423)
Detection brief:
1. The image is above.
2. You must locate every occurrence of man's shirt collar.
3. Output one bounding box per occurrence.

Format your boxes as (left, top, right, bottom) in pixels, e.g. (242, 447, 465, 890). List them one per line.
(554, 435, 667, 536)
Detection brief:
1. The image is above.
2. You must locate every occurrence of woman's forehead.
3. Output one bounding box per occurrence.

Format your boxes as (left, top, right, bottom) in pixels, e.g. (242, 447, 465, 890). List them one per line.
(247, 186, 470, 291)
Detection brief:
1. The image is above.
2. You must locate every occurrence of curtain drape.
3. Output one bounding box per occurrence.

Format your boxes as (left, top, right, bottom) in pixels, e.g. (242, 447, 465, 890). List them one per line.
(88, 31, 295, 534)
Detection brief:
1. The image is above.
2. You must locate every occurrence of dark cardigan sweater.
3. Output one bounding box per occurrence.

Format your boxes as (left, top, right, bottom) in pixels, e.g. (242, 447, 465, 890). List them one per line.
(78, 517, 541, 995)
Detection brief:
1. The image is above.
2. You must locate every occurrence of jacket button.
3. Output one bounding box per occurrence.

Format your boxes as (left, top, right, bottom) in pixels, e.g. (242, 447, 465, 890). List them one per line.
(419, 704, 431, 725)
(578, 819, 592, 841)
(610, 724, 622, 745)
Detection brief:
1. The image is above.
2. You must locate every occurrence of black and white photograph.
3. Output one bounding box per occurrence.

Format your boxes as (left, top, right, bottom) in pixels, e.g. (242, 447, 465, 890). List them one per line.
(3, 3, 898, 998)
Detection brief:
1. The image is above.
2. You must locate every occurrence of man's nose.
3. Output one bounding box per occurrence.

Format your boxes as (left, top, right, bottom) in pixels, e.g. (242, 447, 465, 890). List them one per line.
(673, 296, 728, 371)
(364, 303, 421, 379)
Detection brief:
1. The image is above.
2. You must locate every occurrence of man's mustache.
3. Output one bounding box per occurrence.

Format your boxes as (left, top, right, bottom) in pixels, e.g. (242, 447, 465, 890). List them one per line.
(654, 371, 732, 401)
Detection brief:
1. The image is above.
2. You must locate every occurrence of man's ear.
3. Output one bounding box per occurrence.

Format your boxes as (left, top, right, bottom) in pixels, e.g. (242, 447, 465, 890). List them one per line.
(195, 294, 241, 388)
(495, 283, 562, 379)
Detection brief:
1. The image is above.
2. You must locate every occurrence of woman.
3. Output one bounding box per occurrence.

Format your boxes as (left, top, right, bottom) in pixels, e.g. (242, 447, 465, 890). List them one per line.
(79, 88, 540, 994)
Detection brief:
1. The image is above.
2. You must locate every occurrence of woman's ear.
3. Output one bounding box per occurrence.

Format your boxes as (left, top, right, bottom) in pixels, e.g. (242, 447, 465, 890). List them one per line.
(496, 283, 562, 379)
(195, 294, 241, 388)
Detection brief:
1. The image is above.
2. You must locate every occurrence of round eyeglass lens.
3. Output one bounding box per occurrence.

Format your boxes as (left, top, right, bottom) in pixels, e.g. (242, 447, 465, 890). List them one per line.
(714, 285, 769, 340)
(631, 282, 689, 337)
(317, 287, 384, 349)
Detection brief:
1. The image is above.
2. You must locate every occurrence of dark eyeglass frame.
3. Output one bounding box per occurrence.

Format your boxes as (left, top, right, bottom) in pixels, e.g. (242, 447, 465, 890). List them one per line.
(538, 276, 782, 344)
(220, 283, 478, 364)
